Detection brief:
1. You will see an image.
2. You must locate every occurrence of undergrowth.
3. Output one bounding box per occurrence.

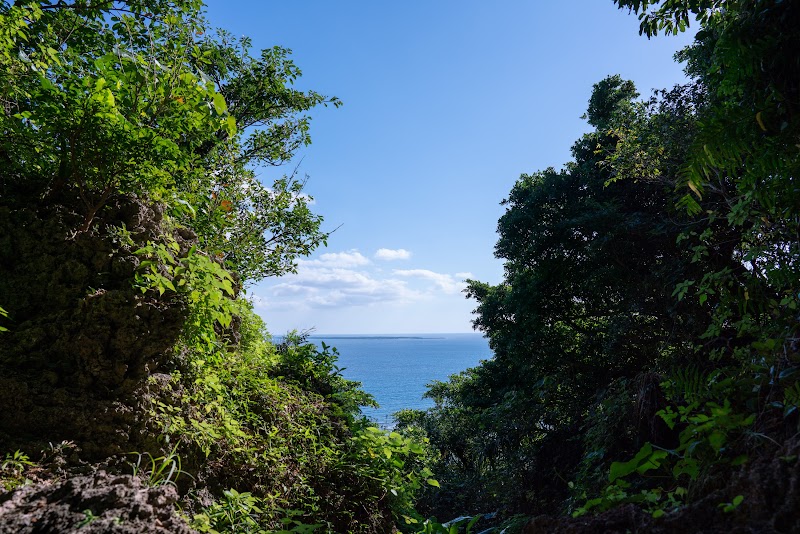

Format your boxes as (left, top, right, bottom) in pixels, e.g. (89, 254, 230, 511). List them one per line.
(132, 236, 437, 531)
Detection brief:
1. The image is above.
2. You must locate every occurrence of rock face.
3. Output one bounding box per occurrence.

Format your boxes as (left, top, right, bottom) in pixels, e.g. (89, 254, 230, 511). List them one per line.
(0, 196, 189, 459)
(0, 472, 196, 533)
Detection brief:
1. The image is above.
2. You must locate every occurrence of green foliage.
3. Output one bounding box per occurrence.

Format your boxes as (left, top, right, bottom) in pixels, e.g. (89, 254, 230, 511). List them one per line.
(615, 0, 800, 369)
(345, 425, 435, 528)
(416, 1, 800, 523)
(272, 336, 378, 420)
(0, 450, 34, 491)
(659, 400, 753, 476)
(719, 494, 744, 514)
(613, 0, 720, 37)
(192, 171, 329, 281)
(413, 75, 706, 520)
(608, 442, 668, 484)
(781, 381, 800, 418)
(192, 490, 334, 534)
(605, 1, 799, 515)
(1, 0, 222, 224)
(134, 236, 237, 352)
(574, 392, 756, 517)
(144, 299, 434, 532)
(0, 305, 8, 332)
(77, 509, 100, 528)
(0, 0, 332, 277)
(1, 1, 439, 532)
(6, 0, 794, 530)
(572, 481, 689, 519)
(191, 489, 323, 534)
(413, 514, 485, 534)
(574, 362, 770, 517)
(128, 446, 189, 488)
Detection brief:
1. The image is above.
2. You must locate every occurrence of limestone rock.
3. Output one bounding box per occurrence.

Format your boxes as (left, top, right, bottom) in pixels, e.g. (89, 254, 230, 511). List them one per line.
(0, 472, 196, 533)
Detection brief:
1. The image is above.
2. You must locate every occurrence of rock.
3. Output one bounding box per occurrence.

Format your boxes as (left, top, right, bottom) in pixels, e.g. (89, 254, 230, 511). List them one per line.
(0, 195, 189, 459)
(0, 472, 196, 533)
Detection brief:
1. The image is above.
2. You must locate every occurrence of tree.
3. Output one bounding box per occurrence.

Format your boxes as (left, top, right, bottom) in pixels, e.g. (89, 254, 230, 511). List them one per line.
(0, 5, 438, 532)
(413, 1, 800, 525)
(413, 76, 712, 518)
(614, 0, 799, 376)
(0, 0, 337, 279)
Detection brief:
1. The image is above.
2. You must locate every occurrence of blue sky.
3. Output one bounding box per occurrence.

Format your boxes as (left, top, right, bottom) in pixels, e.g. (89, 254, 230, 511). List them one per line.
(202, 1, 696, 334)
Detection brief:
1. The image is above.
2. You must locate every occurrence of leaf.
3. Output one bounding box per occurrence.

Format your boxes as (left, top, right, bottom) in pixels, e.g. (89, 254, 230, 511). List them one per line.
(610, 443, 652, 482)
(778, 367, 798, 380)
(173, 198, 196, 218)
(673, 460, 699, 480)
(687, 179, 703, 199)
(755, 112, 767, 132)
(409, 443, 425, 455)
(212, 93, 227, 115)
(426, 478, 440, 488)
(636, 449, 668, 475)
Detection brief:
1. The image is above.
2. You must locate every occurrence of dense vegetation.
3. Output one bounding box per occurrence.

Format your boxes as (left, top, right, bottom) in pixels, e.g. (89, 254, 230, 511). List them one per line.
(1, 0, 798, 532)
(0, 1, 437, 532)
(402, 0, 800, 530)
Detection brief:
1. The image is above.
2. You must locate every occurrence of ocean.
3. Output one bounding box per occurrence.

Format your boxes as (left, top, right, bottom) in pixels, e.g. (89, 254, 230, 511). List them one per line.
(308, 333, 493, 427)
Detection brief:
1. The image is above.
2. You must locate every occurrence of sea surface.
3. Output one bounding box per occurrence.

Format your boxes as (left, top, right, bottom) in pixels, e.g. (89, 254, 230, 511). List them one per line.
(308, 333, 493, 427)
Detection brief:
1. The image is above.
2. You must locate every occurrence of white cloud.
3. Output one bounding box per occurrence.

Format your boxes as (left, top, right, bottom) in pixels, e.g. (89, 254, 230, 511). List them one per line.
(374, 248, 412, 261)
(455, 272, 474, 279)
(299, 249, 370, 268)
(255, 250, 470, 318)
(249, 294, 268, 308)
(266, 262, 418, 309)
(393, 269, 467, 294)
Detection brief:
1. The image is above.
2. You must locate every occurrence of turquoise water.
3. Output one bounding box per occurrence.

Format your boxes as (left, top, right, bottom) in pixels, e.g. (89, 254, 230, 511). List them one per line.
(309, 333, 492, 426)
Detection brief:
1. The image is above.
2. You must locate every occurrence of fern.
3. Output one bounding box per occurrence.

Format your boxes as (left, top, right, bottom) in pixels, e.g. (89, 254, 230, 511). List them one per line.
(663, 366, 708, 404)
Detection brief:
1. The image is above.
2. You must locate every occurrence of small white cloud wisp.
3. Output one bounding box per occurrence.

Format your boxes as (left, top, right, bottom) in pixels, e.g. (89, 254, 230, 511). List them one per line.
(300, 250, 371, 268)
(374, 248, 412, 261)
(393, 269, 467, 294)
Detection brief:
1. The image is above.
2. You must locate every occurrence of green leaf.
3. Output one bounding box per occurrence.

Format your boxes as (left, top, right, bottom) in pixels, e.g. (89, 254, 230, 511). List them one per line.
(426, 478, 440, 488)
(610, 443, 652, 482)
(212, 93, 227, 115)
(408, 443, 425, 455)
(708, 430, 725, 452)
(673, 459, 699, 480)
(636, 449, 668, 475)
(731, 455, 748, 466)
